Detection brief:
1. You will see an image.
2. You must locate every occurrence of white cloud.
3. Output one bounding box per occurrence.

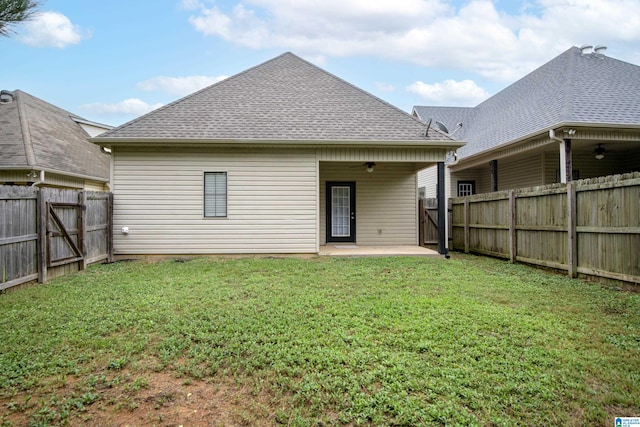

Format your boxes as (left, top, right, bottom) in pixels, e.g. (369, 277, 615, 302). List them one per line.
(81, 99, 163, 116)
(137, 75, 228, 96)
(20, 11, 89, 48)
(407, 79, 490, 106)
(185, 0, 640, 82)
(179, 0, 203, 11)
(375, 82, 396, 92)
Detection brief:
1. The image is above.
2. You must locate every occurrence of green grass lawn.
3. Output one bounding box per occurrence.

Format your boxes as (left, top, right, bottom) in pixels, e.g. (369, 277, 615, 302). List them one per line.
(1, 254, 639, 426)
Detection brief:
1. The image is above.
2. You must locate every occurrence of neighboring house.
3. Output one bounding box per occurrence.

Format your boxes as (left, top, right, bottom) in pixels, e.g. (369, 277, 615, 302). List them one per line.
(413, 46, 640, 199)
(0, 90, 111, 190)
(92, 52, 463, 255)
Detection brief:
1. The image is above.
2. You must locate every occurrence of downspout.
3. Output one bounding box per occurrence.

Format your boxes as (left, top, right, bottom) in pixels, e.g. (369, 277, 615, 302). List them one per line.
(549, 129, 573, 183)
(549, 128, 563, 143)
(30, 170, 45, 187)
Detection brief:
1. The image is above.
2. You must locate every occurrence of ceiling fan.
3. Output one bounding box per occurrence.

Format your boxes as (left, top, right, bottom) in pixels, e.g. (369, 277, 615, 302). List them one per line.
(348, 162, 377, 172)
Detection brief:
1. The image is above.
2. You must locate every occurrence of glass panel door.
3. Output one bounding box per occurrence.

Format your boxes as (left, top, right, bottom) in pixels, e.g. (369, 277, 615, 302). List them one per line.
(326, 182, 356, 243)
(331, 186, 350, 237)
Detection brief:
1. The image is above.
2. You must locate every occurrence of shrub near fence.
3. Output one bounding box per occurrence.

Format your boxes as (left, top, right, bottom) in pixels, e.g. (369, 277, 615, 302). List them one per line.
(450, 172, 640, 286)
(0, 185, 113, 290)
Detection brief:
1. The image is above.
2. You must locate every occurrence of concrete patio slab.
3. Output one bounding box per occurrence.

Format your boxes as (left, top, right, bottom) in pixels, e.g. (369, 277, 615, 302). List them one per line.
(318, 245, 441, 257)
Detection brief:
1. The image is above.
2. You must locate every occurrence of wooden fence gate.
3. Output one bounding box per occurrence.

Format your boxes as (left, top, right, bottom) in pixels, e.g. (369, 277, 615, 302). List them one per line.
(47, 202, 84, 268)
(419, 198, 453, 248)
(419, 198, 439, 246)
(0, 186, 113, 290)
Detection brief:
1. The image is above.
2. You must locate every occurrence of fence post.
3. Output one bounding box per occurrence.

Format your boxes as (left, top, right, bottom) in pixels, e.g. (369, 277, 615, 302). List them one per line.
(418, 198, 425, 247)
(37, 188, 48, 283)
(107, 192, 114, 262)
(509, 191, 516, 263)
(567, 181, 577, 278)
(464, 199, 470, 254)
(79, 191, 87, 271)
(448, 198, 453, 249)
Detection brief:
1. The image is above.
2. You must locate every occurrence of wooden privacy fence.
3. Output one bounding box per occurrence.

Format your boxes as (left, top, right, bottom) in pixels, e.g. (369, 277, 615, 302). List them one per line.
(450, 172, 640, 286)
(0, 186, 113, 291)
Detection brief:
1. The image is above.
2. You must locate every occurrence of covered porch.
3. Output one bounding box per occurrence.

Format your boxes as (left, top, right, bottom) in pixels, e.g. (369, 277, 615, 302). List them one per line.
(318, 158, 450, 255)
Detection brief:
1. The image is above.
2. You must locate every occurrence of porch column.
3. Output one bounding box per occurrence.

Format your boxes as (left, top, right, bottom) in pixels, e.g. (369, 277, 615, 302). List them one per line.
(490, 159, 498, 192)
(560, 138, 573, 183)
(437, 162, 448, 256)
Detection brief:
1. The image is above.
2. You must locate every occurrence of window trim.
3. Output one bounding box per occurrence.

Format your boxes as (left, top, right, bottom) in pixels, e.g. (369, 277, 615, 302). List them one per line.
(203, 171, 228, 218)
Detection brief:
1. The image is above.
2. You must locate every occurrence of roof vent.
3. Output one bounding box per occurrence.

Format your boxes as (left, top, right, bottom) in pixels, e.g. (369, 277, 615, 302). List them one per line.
(593, 45, 607, 57)
(0, 90, 14, 103)
(579, 44, 593, 55)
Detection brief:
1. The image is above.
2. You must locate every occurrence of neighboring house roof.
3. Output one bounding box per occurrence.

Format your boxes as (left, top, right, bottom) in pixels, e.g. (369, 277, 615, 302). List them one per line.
(0, 89, 110, 181)
(99, 52, 456, 145)
(413, 46, 640, 159)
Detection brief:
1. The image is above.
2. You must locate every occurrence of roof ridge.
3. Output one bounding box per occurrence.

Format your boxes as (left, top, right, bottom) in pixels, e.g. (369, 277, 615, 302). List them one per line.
(558, 47, 578, 122)
(14, 90, 37, 167)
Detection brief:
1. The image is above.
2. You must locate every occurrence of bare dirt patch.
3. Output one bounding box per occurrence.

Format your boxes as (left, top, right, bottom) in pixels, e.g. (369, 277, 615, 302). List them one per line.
(2, 371, 277, 427)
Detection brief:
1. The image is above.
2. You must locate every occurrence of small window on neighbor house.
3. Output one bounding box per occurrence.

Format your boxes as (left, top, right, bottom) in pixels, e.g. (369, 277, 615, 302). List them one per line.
(418, 186, 426, 199)
(204, 172, 227, 217)
(457, 181, 475, 197)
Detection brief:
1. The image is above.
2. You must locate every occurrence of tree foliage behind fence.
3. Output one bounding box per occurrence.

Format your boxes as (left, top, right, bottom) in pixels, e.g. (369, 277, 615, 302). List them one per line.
(0, 186, 113, 290)
(450, 172, 640, 286)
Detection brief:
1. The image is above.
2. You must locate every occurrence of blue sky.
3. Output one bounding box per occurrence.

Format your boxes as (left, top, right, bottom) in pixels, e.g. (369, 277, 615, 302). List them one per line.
(3, 0, 640, 127)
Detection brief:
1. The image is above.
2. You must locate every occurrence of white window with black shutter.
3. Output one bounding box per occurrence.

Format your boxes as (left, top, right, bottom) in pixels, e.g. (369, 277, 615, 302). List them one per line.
(204, 172, 227, 217)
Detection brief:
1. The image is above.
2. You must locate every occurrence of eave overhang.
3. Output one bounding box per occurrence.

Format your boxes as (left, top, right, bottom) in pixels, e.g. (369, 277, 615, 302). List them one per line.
(0, 165, 109, 183)
(449, 122, 640, 172)
(90, 137, 466, 151)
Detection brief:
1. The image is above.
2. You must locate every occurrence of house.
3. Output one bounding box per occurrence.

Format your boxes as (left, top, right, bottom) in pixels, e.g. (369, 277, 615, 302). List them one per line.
(413, 46, 640, 199)
(91, 52, 464, 255)
(0, 90, 111, 190)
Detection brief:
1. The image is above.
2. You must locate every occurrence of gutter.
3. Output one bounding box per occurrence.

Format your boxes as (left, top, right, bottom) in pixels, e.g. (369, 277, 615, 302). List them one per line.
(89, 137, 467, 150)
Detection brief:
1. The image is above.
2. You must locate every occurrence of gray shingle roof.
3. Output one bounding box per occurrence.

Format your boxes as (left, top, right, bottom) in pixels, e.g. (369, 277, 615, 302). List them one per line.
(100, 52, 453, 143)
(0, 90, 110, 180)
(413, 46, 640, 159)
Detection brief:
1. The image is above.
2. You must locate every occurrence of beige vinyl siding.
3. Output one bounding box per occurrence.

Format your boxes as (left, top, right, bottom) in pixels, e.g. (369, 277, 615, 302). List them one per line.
(417, 165, 453, 200)
(84, 180, 108, 191)
(451, 166, 491, 196)
(417, 166, 437, 198)
(320, 162, 417, 246)
(495, 153, 544, 190)
(112, 147, 317, 254)
(0, 170, 32, 184)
